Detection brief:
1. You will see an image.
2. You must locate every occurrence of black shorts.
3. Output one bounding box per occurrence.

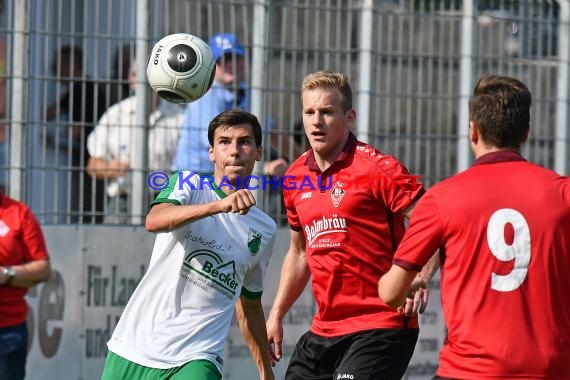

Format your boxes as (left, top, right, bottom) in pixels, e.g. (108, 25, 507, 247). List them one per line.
(285, 328, 419, 380)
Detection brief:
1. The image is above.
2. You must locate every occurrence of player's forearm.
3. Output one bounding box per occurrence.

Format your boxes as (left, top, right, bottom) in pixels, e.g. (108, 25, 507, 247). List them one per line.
(236, 298, 274, 380)
(418, 251, 440, 282)
(378, 265, 418, 307)
(268, 251, 311, 321)
(145, 202, 223, 232)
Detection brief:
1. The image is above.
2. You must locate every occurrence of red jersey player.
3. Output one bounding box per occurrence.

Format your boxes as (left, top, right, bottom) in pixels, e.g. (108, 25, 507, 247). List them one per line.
(379, 74, 570, 379)
(266, 71, 428, 379)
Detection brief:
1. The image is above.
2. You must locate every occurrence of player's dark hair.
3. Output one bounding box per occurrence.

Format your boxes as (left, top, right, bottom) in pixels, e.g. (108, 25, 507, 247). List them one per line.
(208, 109, 263, 147)
(301, 71, 353, 111)
(469, 74, 531, 149)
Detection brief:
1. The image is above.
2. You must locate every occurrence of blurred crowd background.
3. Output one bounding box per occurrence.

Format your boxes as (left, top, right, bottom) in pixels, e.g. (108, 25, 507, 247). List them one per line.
(0, 0, 567, 225)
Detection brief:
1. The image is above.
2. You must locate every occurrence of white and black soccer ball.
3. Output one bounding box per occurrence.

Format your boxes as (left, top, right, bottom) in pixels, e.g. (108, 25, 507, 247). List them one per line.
(146, 33, 216, 104)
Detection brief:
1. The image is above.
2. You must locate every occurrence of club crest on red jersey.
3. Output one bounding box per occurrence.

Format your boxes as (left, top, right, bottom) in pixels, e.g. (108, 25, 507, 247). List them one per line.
(331, 181, 345, 207)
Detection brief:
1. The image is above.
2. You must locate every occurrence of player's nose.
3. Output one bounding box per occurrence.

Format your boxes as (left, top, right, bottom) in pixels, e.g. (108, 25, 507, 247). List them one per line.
(228, 141, 240, 155)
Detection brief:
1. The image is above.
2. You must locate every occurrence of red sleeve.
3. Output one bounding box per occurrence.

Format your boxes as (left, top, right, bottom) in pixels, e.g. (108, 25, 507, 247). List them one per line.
(393, 192, 443, 269)
(282, 177, 302, 231)
(560, 176, 570, 205)
(20, 206, 50, 262)
(371, 155, 425, 214)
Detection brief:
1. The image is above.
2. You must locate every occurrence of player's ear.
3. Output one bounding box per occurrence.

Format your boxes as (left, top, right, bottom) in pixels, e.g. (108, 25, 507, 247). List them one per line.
(469, 120, 479, 144)
(345, 108, 356, 130)
(255, 146, 262, 162)
(208, 145, 215, 162)
(521, 128, 530, 144)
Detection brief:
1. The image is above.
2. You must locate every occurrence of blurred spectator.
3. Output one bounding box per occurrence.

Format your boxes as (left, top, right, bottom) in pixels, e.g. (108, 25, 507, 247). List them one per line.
(44, 45, 107, 223)
(87, 61, 185, 224)
(0, 192, 52, 380)
(109, 43, 134, 105)
(292, 118, 310, 151)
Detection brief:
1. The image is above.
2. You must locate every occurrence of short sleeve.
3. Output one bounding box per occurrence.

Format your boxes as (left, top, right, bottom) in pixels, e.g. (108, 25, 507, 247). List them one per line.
(21, 206, 49, 262)
(282, 177, 302, 231)
(151, 171, 203, 206)
(371, 155, 425, 214)
(560, 176, 570, 205)
(393, 192, 443, 271)
(241, 233, 275, 299)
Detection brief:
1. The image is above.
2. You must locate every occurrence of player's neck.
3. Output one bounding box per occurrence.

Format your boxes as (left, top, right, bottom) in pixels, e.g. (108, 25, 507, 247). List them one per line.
(312, 137, 349, 172)
(473, 145, 519, 159)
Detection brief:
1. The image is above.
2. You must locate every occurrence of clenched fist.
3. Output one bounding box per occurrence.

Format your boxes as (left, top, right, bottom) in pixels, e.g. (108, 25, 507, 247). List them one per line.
(219, 189, 256, 215)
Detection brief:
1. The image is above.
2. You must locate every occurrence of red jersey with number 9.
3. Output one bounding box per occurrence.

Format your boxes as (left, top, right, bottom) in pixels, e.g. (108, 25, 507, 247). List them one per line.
(393, 151, 570, 378)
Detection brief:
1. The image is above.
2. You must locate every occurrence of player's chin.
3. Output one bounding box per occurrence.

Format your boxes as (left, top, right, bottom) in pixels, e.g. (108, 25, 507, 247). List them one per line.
(224, 170, 248, 186)
(311, 142, 332, 156)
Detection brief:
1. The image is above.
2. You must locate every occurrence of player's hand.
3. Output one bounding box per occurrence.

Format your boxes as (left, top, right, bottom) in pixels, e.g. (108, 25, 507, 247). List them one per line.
(266, 314, 284, 366)
(219, 189, 256, 215)
(398, 274, 429, 315)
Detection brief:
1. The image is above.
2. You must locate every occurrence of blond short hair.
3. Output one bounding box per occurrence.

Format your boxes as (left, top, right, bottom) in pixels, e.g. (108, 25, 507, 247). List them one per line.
(301, 71, 352, 111)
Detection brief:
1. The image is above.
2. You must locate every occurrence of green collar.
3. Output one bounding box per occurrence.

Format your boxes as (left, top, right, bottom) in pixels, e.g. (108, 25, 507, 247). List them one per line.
(204, 176, 227, 199)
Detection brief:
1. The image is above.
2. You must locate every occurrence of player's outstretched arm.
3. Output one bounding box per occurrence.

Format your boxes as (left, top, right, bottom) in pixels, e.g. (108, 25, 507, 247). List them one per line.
(146, 189, 257, 232)
(236, 296, 275, 380)
(266, 229, 310, 363)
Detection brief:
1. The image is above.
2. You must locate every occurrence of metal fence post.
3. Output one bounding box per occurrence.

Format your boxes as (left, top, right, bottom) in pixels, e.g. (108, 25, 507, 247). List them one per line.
(357, 0, 374, 143)
(132, 0, 150, 224)
(9, 0, 27, 200)
(555, 0, 569, 176)
(250, 0, 270, 204)
(457, 0, 475, 173)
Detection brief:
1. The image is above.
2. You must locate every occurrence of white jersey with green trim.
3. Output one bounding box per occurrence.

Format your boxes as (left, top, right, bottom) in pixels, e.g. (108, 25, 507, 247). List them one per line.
(107, 171, 277, 371)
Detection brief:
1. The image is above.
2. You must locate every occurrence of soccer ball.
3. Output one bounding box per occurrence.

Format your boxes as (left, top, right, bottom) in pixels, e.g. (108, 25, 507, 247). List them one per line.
(146, 33, 216, 104)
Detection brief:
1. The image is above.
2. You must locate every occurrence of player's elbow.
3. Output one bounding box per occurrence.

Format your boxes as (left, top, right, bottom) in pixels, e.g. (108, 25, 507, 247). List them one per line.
(381, 294, 403, 309)
(377, 278, 404, 308)
(378, 291, 401, 308)
(145, 203, 174, 233)
(145, 214, 164, 233)
(145, 212, 165, 233)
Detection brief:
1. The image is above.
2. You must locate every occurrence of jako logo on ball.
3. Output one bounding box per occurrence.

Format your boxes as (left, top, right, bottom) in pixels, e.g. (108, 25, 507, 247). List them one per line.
(146, 33, 216, 104)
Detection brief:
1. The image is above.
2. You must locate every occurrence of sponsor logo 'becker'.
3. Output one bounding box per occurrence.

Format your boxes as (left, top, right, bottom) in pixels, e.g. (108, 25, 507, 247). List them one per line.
(182, 250, 238, 298)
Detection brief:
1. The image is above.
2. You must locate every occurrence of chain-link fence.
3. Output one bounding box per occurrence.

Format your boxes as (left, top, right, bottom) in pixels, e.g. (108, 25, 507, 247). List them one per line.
(1, 0, 568, 225)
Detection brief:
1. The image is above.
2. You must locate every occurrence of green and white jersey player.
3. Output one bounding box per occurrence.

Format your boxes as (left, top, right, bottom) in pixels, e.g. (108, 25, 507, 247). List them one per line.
(102, 110, 277, 380)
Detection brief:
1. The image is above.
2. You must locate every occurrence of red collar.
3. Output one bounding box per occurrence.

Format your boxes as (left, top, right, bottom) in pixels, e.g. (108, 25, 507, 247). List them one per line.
(473, 150, 527, 166)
